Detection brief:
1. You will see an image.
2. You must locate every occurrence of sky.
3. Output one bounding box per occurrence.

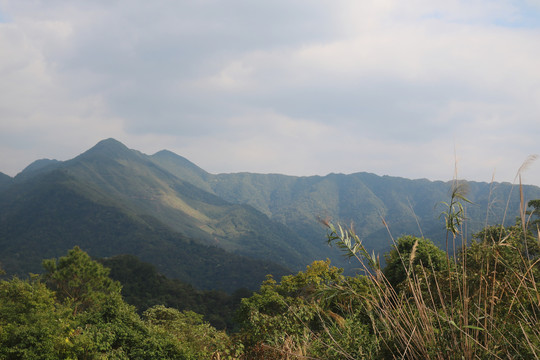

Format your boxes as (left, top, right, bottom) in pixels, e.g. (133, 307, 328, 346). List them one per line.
(1, 1, 539, 186)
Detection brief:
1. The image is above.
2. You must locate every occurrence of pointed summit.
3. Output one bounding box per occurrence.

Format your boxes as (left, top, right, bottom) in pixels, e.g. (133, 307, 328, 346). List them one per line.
(87, 138, 130, 154)
(75, 138, 140, 162)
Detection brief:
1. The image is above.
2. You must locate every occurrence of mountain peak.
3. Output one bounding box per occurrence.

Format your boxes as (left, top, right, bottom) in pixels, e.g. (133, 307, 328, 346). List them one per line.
(92, 138, 129, 152)
(15, 158, 62, 182)
(20, 158, 61, 173)
(76, 138, 136, 161)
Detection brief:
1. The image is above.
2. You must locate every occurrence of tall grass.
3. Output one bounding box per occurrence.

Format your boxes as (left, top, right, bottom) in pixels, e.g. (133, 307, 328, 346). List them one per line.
(234, 158, 540, 359)
(319, 158, 540, 359)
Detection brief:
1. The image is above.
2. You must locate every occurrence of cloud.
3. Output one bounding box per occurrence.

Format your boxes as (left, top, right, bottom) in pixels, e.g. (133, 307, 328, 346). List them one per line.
(0, 0, 539, 185)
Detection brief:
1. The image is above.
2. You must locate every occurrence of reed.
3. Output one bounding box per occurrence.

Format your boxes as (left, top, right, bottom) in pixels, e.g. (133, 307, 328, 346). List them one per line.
(319, 157, 540, 359)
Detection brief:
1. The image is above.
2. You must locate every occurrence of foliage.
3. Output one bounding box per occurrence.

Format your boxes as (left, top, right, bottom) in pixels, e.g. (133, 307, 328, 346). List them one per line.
(143, 305, 234, 359)
(0, 277, 72, 359)
(438, 179, 473, 239)
(100, 254, 251, 330)
(0, 247, 236, 359)
(528, 199, 540, 228)
(237, 260, 378, 359)
(315, 216, 540, 358)
(383, 235, 448, 289)
(66, 294, 189, 360)
(42, 246, 122, 315)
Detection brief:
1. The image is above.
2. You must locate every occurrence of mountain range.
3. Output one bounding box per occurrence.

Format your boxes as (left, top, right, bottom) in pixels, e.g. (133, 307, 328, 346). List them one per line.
(1, 138, 539, 291)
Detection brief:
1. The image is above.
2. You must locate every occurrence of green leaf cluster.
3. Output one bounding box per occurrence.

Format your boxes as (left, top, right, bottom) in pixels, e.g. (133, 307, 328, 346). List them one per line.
(0, 247, 233, 359)
(237, 260, 377, 359)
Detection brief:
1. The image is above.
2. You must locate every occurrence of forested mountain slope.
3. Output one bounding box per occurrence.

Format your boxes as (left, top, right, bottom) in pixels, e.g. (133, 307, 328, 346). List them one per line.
(7, 139, 320, 267)
(0, 169, 290, 291)
(2, 138, 540, 289)
(152, 149, 540, 255)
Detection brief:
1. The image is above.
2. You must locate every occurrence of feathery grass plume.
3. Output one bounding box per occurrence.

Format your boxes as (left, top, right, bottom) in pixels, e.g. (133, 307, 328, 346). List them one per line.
(517, 155, 538, 257)
(515, 154, 538, 182)
(408, 237, 419, 271)
(520, 174, 528, 254)
(501, 154, 539, 229)
(326, 310, 346, 329)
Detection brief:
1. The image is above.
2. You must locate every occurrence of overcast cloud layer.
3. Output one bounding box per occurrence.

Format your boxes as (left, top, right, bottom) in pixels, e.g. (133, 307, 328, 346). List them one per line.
(1, 0, 539, 186)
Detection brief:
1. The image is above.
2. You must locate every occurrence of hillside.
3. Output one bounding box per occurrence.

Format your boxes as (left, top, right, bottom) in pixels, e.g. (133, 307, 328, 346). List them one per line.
(99, 254, 251, 330)
(2, 138, 540, 290)
(0, 172, 12, 192)
(15, 139, 321, 268)
(152, 150, 540, 255)
(0, 170, 290, 291)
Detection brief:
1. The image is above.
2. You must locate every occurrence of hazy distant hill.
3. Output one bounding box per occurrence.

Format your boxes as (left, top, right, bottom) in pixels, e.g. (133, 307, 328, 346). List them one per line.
(15, 158, 62, 182)
(2, 138, 539, 290)
(0, 172, 12, 192)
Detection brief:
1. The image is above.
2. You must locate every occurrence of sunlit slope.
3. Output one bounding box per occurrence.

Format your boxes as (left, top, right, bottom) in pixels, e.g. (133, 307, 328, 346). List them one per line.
(153, 149, 540, 255)
(6, 138, 540, 280)
(0, 170, 290, 291)
(27, 139, 317, 268)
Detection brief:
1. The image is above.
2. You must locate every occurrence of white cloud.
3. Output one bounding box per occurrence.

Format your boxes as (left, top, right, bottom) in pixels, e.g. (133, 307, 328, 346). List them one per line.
(0, 0, 539, 185)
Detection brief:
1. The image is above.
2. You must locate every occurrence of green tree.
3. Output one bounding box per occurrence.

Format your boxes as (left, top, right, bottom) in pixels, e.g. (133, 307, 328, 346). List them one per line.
(40, 247, 190, 359)
(0, 277, 72, 359)
(528, 199, 540, 228)
(143, 305, 233, 359)
(42, 246, 122, 315)
(383, 235, 447, 289)
(237, 260, 377, 359)
(67, 294, 186, 360)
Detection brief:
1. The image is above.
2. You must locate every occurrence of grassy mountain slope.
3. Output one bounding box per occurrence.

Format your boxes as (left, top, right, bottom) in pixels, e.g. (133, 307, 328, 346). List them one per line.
(150, 149, 213, 192)
(54, 139, 316, 267)
(152, 150, 540, 256)
(4, 138, 539, 284)
(0, 170, 290, 291)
